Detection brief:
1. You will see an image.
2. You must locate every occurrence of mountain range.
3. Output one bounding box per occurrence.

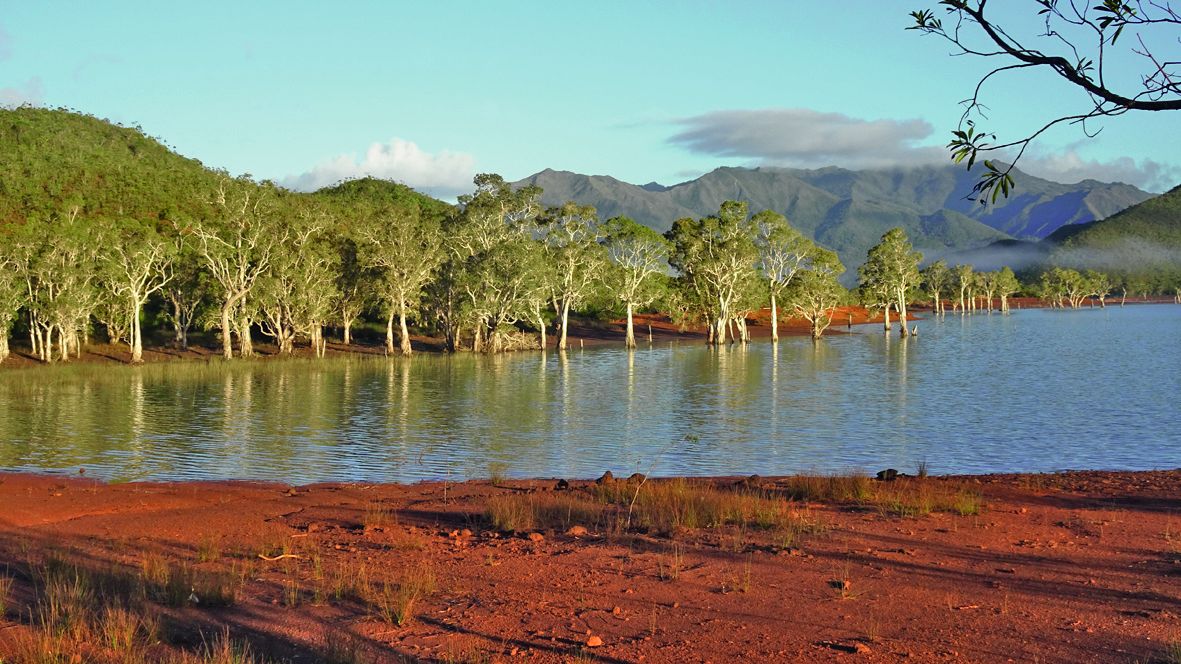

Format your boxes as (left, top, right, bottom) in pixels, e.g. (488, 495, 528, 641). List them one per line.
(514, 165, 1151, 273)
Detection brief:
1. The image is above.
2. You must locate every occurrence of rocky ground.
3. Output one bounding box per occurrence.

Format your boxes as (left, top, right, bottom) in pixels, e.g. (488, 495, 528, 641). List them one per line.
(1, 469, 1179, 662)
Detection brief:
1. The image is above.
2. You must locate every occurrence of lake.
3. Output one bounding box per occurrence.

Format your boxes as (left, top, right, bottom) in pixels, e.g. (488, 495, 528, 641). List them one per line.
(1, 304, 1178, 483)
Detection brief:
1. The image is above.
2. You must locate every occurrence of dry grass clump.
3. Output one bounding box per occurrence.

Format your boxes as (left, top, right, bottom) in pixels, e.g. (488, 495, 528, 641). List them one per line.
(141, 555, 238, 607)
(0, 550, 256, 664)
(774, 474, 877, 503)
(320, 630, 370, 664)
(0, 572, 13, 617)
(593, 478, 816, 533)
(365, 564, 437, 626)
(7, 559, 162, 664)
(485, 475, 983, 541)
(774, 474, 983, 517)
(874, 480, 983, 517)
(485, 493, 606, 532)
(184, 629, 269, 664)
(484, 479, 825, 545)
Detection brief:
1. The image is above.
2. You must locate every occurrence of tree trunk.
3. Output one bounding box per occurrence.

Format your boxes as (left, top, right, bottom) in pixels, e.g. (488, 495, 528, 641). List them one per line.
(472, 324, 483, 354)
(59, 326, 69, 362)
(0, 334, 8, 363)
(131, 299, 144, 364)
(343, 319, 353, 346)
(385, 311, 396, 355)
(883, 304, 891, 332)
(557, 299, 571, 351)
(625, 302, 636, 349)
(239, 315, 254, 357)
(811, 317, 823, 340)
(898, 295, 909, 337)
(28, 313, 38, 358)
(770, 291, 779, 342)
(398, 303, 412, 356)
(34, 325, 45, 362)
(171, 298, 183, 346)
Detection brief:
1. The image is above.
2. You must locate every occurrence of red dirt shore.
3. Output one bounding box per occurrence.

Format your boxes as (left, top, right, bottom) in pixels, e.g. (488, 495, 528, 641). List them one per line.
(2, 470, 1180, 663)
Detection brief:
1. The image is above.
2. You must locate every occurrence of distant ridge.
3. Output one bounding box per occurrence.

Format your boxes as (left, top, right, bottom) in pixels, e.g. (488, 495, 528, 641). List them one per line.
(515, 165, 1150, 272)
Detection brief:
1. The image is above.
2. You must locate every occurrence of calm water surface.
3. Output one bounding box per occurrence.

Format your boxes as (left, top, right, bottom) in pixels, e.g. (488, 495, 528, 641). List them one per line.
(1, 305, 1178, 483)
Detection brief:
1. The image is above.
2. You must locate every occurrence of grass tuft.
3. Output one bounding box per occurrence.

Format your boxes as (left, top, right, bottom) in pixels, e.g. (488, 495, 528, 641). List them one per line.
(367, 564, 437, 626)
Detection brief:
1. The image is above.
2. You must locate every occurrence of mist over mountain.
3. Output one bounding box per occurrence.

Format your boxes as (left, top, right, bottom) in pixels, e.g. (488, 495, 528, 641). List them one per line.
(515, 165, 1150, 272)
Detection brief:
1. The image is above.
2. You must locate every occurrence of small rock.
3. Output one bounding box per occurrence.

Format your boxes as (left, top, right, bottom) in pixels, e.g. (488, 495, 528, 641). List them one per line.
(627, 472, 646, 483)
(566, 525, 589, 537)
(612, 605, 622, 616)
(875, 469, 898, 482)
(586, 636, 603, 647)
(854, 642, 871, 654)
(554, 479, 570, 490)
(596, 471, 615, 485)
(528, 532, 545, 543)
(460, 528, 473, 538)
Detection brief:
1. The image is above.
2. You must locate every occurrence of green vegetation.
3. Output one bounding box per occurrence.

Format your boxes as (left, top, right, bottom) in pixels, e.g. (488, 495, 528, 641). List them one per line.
(1, 108, 1174, 368)
(1048, 184, 1181, 294)
(0, 109, 859, 365)
(859, 228, 923, 335)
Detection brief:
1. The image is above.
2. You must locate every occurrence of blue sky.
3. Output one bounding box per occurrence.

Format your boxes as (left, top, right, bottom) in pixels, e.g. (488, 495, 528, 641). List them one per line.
(3, 2, 1178, 198)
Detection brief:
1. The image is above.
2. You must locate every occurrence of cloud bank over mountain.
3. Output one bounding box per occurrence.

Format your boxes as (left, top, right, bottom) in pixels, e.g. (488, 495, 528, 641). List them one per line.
(668, 107, 1176, 192)
(285, 138, 475, 199)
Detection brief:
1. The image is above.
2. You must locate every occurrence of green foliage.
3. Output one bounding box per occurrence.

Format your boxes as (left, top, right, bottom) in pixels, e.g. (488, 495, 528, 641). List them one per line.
(1048, 184, 1181, 293)
(0, 107, 219, 226)
(784, 248, 847, 339)
(858, 228, 923, 328)
(665, 201, 762, 343)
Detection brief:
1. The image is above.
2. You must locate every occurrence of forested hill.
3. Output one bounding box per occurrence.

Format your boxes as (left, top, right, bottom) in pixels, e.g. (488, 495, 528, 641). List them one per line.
(0, 108, 223, 225)
(0, 107, 450, 225)
(311, 177, 453, 219)
(514, 165, 1149, 272)
(1045, 183, 1181, 287)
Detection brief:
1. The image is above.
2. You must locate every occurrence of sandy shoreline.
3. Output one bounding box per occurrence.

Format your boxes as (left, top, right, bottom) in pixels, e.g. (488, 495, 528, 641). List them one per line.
(2, 469, 1179, 662)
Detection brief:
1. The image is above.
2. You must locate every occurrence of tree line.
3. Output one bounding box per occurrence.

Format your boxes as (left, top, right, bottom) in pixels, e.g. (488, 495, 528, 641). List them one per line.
(0, 171, 1149, 366)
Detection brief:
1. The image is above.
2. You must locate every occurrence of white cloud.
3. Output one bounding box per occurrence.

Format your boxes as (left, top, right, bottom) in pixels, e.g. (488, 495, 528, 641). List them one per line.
(1016, 147, 1178, 192)
(0, 77, 44, 108)
(668, 108, 946, 169)
(666, 107, 1177, 191)
(284, 138, 476, 199)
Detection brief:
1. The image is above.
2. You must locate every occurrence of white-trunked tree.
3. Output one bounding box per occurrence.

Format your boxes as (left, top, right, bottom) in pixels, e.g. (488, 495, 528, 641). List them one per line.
(602, 216, 669, 349)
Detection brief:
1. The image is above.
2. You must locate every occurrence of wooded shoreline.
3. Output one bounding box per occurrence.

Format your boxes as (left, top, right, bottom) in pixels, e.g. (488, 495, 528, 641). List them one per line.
(1, 298, 1176, 372)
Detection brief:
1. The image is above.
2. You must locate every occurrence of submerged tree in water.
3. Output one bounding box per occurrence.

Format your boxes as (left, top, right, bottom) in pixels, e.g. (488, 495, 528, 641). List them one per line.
(602, 216, 669, 349)
(754, 210, 813, 343)
(786, 248, 847, 340)
(859, 228, 923, 335)
(666, 201, 759, 345)
(921, 260, 952, 316)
